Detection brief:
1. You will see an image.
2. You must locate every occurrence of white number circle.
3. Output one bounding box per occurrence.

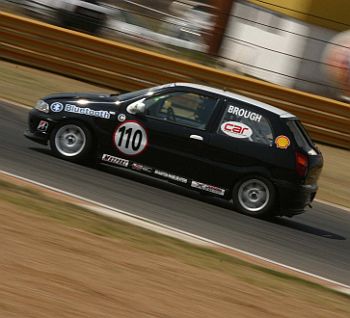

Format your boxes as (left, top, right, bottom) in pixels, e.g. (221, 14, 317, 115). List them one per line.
(113, 121, 148, 156)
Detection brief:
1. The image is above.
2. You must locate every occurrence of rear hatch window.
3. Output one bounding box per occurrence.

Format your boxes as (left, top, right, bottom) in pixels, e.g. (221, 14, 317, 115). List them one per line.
(286, 120, 323, 185)
(286, 120, 317, 154)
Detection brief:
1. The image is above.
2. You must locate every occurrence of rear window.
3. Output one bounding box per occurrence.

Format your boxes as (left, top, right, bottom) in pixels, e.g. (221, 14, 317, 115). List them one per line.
(286, 120, 315, 152)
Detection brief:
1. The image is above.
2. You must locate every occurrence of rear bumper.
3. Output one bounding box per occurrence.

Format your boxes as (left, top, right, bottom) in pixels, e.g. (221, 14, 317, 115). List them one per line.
(275, 180, 318, 216)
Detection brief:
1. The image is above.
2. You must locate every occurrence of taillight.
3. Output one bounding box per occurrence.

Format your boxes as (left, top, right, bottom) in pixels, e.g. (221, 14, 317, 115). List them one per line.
(296, 151, 308, 177)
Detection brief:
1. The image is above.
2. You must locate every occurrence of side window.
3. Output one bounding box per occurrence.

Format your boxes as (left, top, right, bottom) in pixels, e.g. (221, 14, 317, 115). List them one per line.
(143, 91, 218, 129)
(218, 102, 274, 146)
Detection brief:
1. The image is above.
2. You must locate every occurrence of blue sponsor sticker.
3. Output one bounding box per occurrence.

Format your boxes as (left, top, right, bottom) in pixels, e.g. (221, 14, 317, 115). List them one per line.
(50, 102, 64, 112)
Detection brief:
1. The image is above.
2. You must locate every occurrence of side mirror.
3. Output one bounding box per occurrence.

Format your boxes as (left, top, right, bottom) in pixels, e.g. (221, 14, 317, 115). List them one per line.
(126, 98, 146, 115)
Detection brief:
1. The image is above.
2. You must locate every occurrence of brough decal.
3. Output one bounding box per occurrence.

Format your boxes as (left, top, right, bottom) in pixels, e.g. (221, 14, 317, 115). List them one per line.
(37, 120, 49, 132)
(64, 104, 111, 119)
(154, 170, 187, 183)
(227, 106, 262, 122)
(101, 154, 129, 167)
(275, 135, 290, 149)
(221, 121, 253, 139)
(114, 121, 148, 156)
(131, 163, 153, 173)
(50, 102, 64, 113)
(191, 181, 225, 196)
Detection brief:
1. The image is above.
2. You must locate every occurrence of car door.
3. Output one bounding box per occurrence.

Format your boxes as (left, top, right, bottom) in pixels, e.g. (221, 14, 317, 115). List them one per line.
(116, 89, 220, 179)
(199, 99, 277, 188)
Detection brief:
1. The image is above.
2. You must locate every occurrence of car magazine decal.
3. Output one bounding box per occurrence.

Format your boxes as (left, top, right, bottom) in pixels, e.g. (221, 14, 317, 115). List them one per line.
(191, 181, 225, 196)
(275, 135, 290, 149)
(221, 121, 253, 139)
(227, 106, 262, 122)
(101, 154, 129, 167)
(113, 121, 148, 156)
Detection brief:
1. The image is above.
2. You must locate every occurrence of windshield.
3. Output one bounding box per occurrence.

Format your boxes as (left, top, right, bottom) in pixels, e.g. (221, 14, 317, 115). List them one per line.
(114, 88, 152, 101)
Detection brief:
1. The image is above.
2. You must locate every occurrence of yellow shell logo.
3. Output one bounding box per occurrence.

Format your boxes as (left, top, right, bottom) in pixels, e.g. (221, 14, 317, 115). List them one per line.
(275, 135, 290, 149)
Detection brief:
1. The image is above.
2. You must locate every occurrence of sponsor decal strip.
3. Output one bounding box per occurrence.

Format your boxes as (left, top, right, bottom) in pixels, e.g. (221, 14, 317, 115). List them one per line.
(101, 157, 225, 196)
(65, 104, 111, 119)
(50, 102, 112, 119)
(131, 163, 153, 173)
(102, 154, 129, 167)
(191, 181, 225, 196)
(154, 170, 187, 184)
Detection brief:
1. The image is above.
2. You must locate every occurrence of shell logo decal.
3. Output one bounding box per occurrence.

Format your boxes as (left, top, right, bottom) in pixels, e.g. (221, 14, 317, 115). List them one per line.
(275, 135, 290, 149)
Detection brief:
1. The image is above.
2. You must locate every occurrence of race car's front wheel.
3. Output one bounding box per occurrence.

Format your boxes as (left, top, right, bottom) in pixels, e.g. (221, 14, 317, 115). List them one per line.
(50, 122, 93, 162)
(233, 176, 276, 218)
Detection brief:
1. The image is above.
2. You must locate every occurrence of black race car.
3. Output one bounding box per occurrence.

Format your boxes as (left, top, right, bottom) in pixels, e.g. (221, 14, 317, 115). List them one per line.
(25, 83, 323, 218)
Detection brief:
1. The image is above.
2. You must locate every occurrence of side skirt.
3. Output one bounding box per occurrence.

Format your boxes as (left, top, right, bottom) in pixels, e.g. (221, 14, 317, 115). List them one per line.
(99, 153, 229, 198)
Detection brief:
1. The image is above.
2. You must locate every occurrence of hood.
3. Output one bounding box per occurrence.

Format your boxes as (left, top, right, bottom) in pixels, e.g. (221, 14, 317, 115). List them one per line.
(43, 92, 115, 103)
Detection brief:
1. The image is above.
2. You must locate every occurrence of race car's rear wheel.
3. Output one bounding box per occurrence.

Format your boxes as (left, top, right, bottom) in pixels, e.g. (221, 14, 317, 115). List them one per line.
(233, 176, 276, 218)
(51, 122, 93, 162)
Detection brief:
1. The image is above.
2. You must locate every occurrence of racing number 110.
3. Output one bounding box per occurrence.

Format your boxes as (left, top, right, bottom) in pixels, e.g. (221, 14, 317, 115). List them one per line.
(118, 126, 142, 151)
(114, 121, 148, 156)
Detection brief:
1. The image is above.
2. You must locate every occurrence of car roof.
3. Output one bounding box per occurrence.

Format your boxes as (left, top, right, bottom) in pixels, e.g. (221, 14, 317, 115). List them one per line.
(173, 83, 295, 118)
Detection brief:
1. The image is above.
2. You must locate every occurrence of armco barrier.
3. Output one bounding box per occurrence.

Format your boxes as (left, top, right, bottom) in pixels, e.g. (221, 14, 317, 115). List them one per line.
(0, 12, 349, 149)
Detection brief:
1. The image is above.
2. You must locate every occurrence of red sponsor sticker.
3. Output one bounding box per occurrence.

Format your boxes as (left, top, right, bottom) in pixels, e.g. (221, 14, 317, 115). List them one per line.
(221, 121, 253, 139)
(37, 120, 49, 131)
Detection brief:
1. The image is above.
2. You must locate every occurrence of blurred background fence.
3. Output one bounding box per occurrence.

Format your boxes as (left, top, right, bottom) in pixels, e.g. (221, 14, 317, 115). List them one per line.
(3, 0, 350, 99)
(0, 5, 349, 149)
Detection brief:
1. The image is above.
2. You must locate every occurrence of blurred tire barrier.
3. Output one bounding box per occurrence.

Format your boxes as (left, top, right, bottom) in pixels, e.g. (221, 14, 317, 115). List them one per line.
(0, 12, 349, 149)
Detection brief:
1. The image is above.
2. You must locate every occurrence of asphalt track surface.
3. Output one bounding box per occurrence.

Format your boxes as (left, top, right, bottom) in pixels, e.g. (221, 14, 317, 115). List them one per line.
(1, 101, 350, 286)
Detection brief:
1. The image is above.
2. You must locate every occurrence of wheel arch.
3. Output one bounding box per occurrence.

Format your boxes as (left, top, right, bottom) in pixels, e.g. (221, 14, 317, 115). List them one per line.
(231, 174, 279, 218)
(229, 166, 273, 190)
(49, 118, 98, 145)
(49, 119, 97, 162)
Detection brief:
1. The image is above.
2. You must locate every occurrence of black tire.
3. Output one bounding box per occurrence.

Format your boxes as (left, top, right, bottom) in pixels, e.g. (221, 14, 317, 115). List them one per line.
(50, 122, 93, 163)
(232, 176, 276, 218)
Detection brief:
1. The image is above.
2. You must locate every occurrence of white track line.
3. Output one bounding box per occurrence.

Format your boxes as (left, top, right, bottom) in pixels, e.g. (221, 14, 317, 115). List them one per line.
(1, 169, 350, 295)
(315, 199, 350, 213)
(0, 98, 31, 109)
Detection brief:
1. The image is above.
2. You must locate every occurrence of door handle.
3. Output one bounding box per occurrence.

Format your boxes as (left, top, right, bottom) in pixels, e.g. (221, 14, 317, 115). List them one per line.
(190, 134, 204, 141)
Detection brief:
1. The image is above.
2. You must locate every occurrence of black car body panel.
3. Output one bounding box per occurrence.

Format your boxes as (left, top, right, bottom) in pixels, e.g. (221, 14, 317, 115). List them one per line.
(25, 83, 323, 217)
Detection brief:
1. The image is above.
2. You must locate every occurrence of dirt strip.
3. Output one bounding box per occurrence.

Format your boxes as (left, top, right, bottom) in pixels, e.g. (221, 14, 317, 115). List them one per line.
(1, 173, 350, 318)
(1, 172, 348, 294)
